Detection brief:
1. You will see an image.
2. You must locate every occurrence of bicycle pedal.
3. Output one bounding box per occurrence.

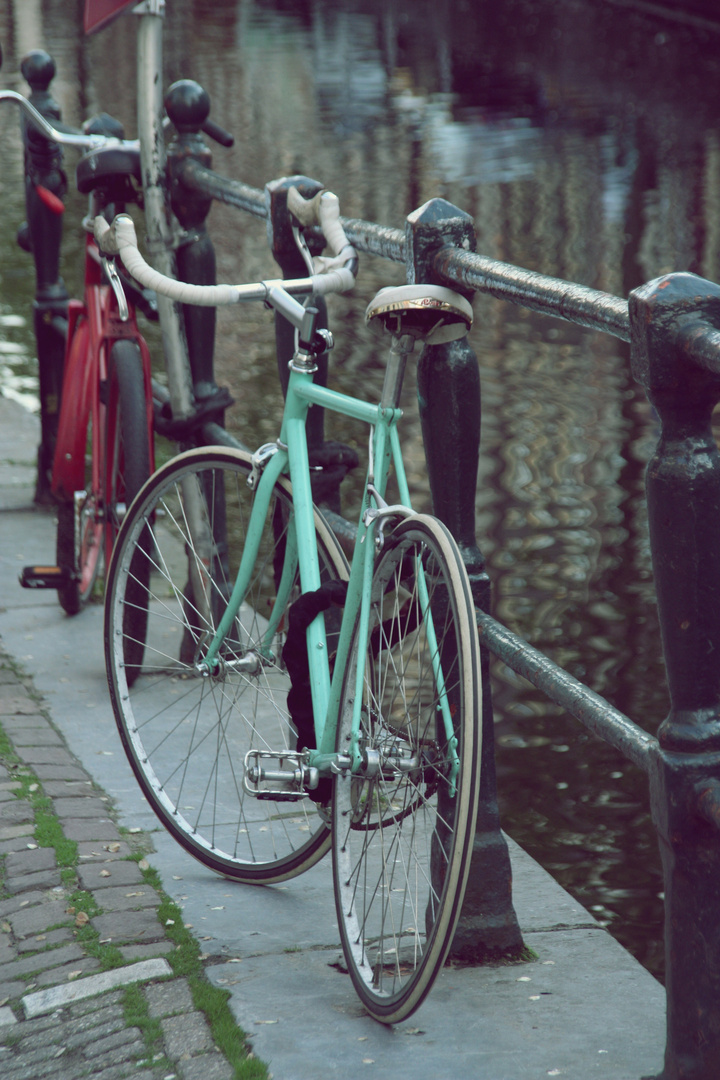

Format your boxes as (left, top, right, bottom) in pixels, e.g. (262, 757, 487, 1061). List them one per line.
(243, 749, 319, 800)
(19, 565, 75, 590)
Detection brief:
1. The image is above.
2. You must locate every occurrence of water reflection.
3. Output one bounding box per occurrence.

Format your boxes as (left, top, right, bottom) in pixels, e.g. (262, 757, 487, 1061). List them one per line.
(2, 0, 720, 981)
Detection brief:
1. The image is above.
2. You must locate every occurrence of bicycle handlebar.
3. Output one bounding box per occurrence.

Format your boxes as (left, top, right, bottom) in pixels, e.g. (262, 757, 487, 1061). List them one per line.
(0, 90, 134, 152)
(94, 187, 357, 311)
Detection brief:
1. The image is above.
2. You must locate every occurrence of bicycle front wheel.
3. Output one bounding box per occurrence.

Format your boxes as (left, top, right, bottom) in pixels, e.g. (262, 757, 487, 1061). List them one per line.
(105, 446, 348, 883)
(333, 515, 482, 1023)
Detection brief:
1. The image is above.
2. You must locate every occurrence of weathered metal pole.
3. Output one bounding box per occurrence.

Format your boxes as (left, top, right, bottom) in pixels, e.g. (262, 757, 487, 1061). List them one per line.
(165, 81, 233, 437)
(19, 51, 68, 504)
(629, 272, 720, 1080)
(406, 198, 523, 958)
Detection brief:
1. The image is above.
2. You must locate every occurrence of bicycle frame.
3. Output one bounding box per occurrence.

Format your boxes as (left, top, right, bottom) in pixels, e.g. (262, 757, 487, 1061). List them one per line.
(200, 352, 459, 785)
(51, 233, 154, 560)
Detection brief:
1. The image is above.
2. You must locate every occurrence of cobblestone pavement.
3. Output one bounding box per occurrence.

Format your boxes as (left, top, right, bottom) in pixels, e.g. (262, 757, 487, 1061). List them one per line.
(0, 646, 253, 1080)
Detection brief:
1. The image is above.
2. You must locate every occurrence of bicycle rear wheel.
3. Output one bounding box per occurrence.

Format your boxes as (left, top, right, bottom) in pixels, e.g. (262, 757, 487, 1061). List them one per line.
(105, 340, 152, 685)
(105, 446, 348, 882)
(332, 515, 482, 1023)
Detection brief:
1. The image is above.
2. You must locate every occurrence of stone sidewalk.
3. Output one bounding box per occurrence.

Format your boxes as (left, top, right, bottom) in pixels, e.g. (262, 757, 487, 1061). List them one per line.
(0, 649, 249, 1080)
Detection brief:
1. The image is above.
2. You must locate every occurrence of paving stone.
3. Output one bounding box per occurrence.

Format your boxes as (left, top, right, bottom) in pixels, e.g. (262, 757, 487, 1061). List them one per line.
(0, 695, 42, 715)
(84, 883, 161, 912)
(145, 977, 194, 1017)
(0, 799, 34, 826)
(14, 746, 78, 767)
(22, 958, 172, 1016)
(8, 898, 71, 937)
(8, 727, 63, 747)
(5, 866, 62, 894)
(67, 988, 124, 1016)
(0, 890, 47, 918)
(32, 764, 90, 782)
(0, 1005, 17, 1026)
(0, 942, 87, 981)
(178, 1053, 234, 1080)
(16, 927, 73, 952)
(0, 712, 49, 728)
(64, 1014, 126, 1050)
(90, 1065, 155, 1080)
(83, 1024, 143, 1058)
(5, 846, 57, 874)
(78, 859, 144, 891)
(76, 840, 133, 861)
(0, 832, 35, 854)
(0, 934, 16, 962)
(161, 1011, 215, 1059)
(52, 796, 113, 819)
(33, 956, 103, 987)
(93, 907, 166, 945)
(0, 823, 35, 843)
(60, 818, 122, 842)
(0, 979, 27, 1002)
(40, 781, 95, 798)
(119, 940, 176, 962)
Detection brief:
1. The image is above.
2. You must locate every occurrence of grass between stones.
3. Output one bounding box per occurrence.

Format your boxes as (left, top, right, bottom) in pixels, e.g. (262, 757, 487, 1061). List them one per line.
(0, 676, 267, 1080)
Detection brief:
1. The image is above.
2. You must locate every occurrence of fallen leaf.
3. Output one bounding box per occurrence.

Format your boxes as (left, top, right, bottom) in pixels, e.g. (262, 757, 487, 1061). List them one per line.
(165, 919, 175, 926)
(28, 784, 38, 793)
(129, 827, 141, 833)
(138, 858, 149, 871)
(67, 970, 83, 980)
(106, 843, 121, 853)
(210, 906, 225, 911)
(1, 922, 11, 934)
(66, 907, 76, 915)
(75, 912, 89, 928)
(254, 1020, 278, 1025)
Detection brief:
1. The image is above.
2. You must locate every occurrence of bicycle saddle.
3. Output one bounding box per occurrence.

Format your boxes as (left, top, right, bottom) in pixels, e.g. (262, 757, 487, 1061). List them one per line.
(365, 284, 473, 344)
(76, 146, 141, 195)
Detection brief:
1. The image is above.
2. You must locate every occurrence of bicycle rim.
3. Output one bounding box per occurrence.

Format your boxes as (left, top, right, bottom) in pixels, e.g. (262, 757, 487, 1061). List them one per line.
(332, 515, 482, 1023)
(105, 447, 348, 882)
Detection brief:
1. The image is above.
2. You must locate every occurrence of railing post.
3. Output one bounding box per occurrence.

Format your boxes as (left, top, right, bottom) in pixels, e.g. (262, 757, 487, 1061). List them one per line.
(629, 272, 720, 1080)
(165, 81, 231, 433)
(406, 198, 523, 958)
(19, 51, 68, 503)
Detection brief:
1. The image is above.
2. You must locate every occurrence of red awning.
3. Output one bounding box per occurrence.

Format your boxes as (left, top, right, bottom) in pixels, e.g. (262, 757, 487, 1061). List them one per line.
(84, 0, 139, 35)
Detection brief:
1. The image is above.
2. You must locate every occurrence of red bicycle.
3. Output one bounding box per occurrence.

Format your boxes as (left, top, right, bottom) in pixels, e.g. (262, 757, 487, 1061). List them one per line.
(1, 70, 155, 666)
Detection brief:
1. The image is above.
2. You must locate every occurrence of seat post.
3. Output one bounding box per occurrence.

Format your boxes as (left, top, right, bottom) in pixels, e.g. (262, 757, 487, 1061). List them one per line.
(379, 333, 413, 411)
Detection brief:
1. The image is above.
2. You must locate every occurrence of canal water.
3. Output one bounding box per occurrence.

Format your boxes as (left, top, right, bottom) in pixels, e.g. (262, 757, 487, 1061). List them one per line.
(2, 0, 720, 981)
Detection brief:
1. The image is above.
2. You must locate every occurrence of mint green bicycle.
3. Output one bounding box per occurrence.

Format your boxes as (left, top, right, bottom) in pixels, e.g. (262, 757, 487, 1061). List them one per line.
(101, 191, 482, 1023)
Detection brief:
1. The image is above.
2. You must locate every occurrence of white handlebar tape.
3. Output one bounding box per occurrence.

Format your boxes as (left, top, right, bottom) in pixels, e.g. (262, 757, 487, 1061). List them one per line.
(95, 215, 242, 306)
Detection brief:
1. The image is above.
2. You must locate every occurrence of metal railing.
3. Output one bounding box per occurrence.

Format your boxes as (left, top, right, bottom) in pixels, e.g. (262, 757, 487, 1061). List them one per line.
(175, 133, 720, 1079)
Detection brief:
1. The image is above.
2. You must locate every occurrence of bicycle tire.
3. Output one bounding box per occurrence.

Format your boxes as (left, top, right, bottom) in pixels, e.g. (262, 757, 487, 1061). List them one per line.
(105, 340, 152, 685)
(332, 514, 482, 1023)
(105, 446, 348, 883)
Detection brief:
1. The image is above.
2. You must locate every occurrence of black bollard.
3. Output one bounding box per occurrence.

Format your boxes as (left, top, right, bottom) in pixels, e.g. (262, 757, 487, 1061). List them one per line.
(165, 80, 231, 433)
(630, 272, 720, 1080)
(405, 198, 523, 958)
(20, 51, 69, 504)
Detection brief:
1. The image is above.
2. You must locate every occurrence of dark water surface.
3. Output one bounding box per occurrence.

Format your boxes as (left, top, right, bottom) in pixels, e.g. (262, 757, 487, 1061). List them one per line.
(2, 0, 720, 981)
